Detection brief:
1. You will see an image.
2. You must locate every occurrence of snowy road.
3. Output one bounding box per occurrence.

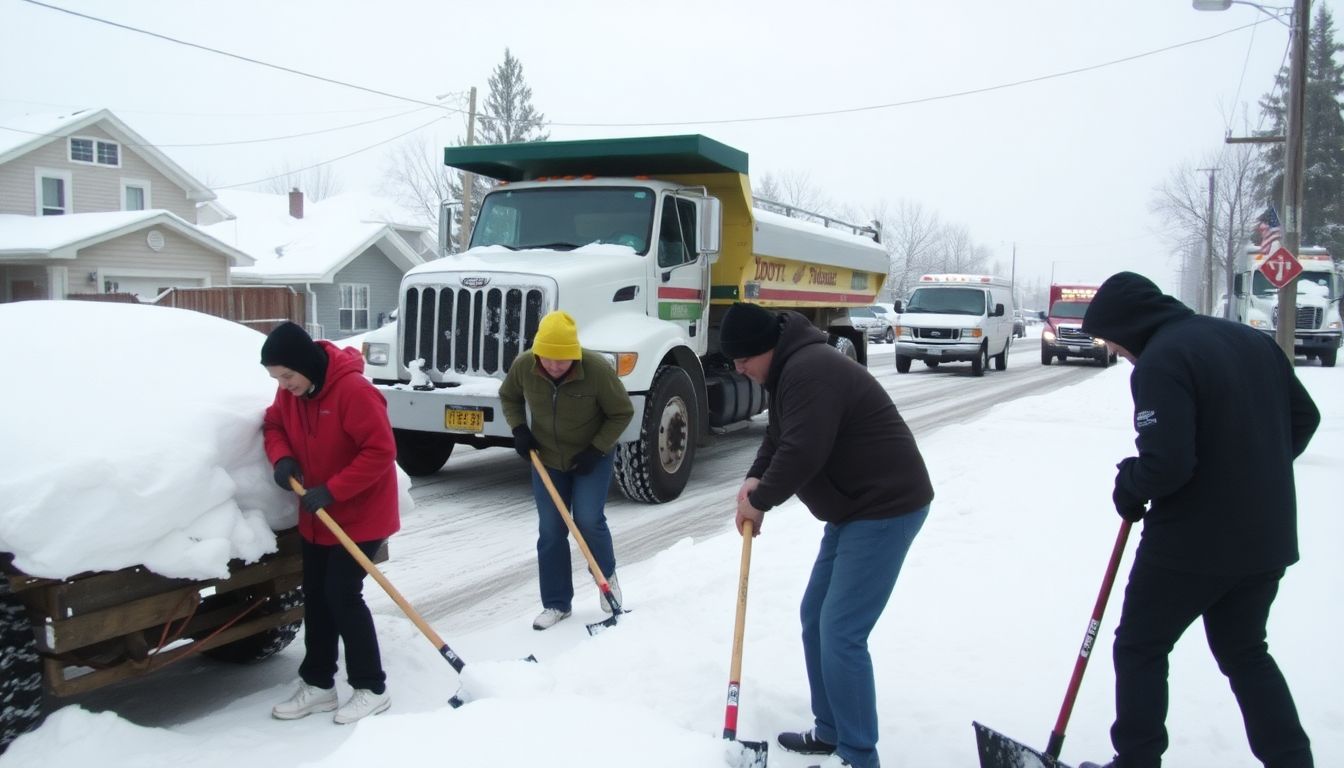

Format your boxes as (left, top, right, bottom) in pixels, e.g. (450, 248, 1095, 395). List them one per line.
(381, 333, 1108, 631)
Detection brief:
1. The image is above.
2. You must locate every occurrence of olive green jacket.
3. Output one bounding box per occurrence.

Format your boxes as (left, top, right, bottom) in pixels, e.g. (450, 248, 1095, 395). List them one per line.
(499, 349, 635, 471)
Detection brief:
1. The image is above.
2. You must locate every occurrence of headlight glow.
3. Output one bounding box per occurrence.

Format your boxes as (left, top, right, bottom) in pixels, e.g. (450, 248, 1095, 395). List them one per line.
(363, 342, 390, 366)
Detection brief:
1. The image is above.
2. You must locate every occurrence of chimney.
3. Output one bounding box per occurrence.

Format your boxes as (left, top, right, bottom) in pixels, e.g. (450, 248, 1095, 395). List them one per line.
(288, 188, 304, 219)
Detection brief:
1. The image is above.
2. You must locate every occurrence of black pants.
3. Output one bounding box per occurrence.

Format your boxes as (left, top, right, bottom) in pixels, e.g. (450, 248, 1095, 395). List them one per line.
(1110, 552, 1312, 768)
(298, 539, 387, 694)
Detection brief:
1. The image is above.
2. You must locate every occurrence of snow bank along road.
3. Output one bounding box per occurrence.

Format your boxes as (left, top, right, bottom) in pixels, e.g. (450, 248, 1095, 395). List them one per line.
(386, 339, 1109, 631)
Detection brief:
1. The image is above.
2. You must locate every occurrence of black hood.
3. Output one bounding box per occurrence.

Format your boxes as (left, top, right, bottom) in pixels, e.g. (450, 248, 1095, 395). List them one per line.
(1082, 271, 1194, 356)
(765, 311, 828, 391)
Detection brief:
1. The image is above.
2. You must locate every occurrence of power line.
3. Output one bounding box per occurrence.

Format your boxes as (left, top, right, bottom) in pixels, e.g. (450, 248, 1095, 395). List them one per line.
(0, 96, 414, 118)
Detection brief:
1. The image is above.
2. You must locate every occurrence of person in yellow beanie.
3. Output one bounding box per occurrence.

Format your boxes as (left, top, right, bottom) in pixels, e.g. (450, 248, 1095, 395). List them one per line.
(499, 311, 635, 630)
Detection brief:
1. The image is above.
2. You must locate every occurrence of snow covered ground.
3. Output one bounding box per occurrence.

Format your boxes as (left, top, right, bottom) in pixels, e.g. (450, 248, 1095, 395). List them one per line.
(2, 302, 1339, 767)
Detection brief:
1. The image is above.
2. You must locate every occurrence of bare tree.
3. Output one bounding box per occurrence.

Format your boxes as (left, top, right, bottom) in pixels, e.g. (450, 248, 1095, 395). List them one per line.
(872, 200, 942, 300)
(262, 162, 343, 201)
(378, 133, 454, 231)
(754, 170, 831, 216)
(932, 223, 988, 274)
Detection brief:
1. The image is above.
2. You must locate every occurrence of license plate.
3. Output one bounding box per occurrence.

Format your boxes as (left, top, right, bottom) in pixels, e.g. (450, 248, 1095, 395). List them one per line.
(1068, 345, 1083, 353)
(444, 407, 484, 433)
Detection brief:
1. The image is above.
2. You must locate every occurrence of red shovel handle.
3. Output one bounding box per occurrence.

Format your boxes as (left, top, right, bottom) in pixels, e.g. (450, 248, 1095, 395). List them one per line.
(1046, 519, 1133, 759)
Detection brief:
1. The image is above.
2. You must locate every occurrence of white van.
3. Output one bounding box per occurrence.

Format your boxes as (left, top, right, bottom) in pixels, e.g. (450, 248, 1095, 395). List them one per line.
(893, 274, 1015, 376)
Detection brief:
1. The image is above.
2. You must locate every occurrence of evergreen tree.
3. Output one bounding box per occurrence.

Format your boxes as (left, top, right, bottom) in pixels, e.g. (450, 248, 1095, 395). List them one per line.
(447, 48, 550, 250)
(1256, 5, 1344, 260)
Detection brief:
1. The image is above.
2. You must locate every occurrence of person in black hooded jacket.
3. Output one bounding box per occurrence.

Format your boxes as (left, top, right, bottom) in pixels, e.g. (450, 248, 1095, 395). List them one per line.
(1075, 272, 1319, 768)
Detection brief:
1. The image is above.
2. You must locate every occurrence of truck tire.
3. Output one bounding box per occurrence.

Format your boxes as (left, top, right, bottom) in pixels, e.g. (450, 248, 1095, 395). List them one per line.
(883, 327, 895, 344)
(895, 354, 912, 373)
(393, 428, 455, 477)
(1321, 347, 1338, 367)
(1040, 347, 1052, 366)
(615, 365, 697, 504)
(971, 344, 988, 377)
(829, 335, 858, 361)
(993, 339, 1009, 371)
(200, 588, 303, 664)
(0, 588, 42, 755)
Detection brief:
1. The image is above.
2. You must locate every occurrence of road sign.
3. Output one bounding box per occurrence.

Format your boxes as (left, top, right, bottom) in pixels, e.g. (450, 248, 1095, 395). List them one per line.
(1260, 246, 1303, 289)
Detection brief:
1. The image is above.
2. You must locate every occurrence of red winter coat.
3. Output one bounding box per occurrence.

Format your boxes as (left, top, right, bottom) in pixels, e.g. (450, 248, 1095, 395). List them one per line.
(263, 341, 400, 545)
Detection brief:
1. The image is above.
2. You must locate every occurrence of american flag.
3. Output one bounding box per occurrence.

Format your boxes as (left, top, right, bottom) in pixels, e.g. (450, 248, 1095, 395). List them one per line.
(1256, 206, 1283, 254)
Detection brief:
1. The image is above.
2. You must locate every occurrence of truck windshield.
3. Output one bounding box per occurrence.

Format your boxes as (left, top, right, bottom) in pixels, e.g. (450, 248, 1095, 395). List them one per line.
(1049, 300, 1090, 319)
(471, 187, 656, 254)
(903, 287, 986, 315)
(1252, 270, 1341, 300)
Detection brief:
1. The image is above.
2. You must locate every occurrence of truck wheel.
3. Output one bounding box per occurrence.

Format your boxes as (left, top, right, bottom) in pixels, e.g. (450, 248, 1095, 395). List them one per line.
(925, 360, 940, 369)
(615, 366, 697, 504)
(994, 340, 1009, 371)
(200, 588, 303, 664)
(829, 335, 858, 361)
(0, 588, 42, 755)
(1321, 347, 1338, 367)
(393, 429, 455, 477)
(971, 344, 988, 377)
(895, 355, 912, 373)
(883, 328, 895, 344)
(1040, 347, 1052, 366)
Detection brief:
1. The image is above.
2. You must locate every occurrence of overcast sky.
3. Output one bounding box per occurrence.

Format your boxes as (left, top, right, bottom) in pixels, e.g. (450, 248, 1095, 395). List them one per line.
(4, 0, 1339, 293)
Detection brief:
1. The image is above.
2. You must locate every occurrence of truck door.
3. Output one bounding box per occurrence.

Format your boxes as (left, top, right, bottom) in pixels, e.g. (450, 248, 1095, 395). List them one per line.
(650, 194, 710, 354)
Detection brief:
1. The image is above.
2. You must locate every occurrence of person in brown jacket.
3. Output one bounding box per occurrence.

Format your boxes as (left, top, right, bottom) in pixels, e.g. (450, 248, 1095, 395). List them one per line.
(719, 302, 934, 768)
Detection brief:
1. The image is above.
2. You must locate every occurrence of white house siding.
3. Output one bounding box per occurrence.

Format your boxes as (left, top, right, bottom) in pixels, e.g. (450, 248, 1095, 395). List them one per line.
(296, 246, 404, 340)
(73, 227, 228, 300)
(0, 124, 196, 220)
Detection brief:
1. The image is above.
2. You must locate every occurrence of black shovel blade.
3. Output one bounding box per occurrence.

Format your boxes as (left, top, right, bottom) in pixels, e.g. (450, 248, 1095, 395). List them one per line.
(973, 722, 1072, 768)
(725, 738, 768, 768)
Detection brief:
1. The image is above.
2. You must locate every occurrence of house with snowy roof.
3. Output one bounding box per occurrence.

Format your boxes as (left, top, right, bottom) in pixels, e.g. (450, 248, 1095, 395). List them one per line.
(0, 108, 253, 302)
(199, 189, 435, 339)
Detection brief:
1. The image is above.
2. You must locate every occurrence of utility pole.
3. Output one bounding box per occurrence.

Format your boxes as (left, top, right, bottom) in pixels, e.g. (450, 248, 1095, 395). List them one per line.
(1197, 167, 1217, 314)
(458, 86, 478, 254)
(1278, 0, 1309, 360)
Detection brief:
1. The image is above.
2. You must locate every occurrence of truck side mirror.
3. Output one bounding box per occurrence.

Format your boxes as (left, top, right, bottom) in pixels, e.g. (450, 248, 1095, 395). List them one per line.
(698, 197, 722, 259)
(893, 299, 903, 313)
(993, 303, 1005, 317)
(1233, 273, 1246, 297)
(1037, 311, 1046, 320)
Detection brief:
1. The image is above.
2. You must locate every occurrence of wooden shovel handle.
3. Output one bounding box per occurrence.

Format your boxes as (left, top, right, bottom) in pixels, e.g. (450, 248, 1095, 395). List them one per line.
(729, 519, 754, 682)
(529, 450, 611, 590)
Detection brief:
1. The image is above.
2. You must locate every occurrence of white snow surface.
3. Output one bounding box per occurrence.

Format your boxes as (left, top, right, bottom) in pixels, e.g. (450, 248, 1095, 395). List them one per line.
(0, 301, 412, 580)
(1, 305, 1340, 767)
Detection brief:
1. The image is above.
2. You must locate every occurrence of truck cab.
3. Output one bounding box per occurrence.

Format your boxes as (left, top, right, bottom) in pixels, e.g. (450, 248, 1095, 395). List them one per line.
(1232, 247, 1342, 366)
(1039, 284, 1114, 366)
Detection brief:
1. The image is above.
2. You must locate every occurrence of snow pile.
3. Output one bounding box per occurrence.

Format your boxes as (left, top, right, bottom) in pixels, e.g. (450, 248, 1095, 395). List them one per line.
(0, 301, 409, 580)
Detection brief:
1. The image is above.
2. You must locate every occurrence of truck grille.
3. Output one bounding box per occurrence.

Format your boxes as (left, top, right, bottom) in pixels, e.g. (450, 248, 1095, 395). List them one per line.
(1058, 327, 1094, 343)
(913, 327, 961, 340)
(401, 284, 549, 376)
(1296, 306, 1321, 330)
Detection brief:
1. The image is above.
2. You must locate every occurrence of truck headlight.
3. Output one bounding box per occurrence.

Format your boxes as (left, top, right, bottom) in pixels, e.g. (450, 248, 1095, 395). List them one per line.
(1329, 320, 1341, 330)
(363, 342, 390, 366)
(596, 351, 638, 376)
(962, 328, 983, 338)
(895, 325, 913, 339)
(1042, 330, 1056, 342)
(1249, 319, 1269, 329)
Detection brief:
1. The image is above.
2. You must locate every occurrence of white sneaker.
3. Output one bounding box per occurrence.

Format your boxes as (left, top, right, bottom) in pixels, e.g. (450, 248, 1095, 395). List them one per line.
(271, 682, 337, 720)
(532, 607, 571, 630)
(807, 755, 853, 768)
(333, 688, 390, 724)
(600, 573, 623, 613)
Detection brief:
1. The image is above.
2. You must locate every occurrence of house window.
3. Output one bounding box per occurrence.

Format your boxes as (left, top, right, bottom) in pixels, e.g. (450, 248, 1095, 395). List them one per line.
(69, 137, 121, 167)
(35, 168, 73, 215)
(121, 179, 150, 211)
(339, 284, 370, 331)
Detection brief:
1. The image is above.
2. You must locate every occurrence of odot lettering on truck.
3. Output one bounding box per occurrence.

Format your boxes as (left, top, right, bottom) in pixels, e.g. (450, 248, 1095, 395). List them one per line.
(734, 255, 881, 306)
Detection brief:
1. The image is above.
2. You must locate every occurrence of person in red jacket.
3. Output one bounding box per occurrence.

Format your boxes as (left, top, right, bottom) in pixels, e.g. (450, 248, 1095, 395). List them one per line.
(259, 322, 400, 725)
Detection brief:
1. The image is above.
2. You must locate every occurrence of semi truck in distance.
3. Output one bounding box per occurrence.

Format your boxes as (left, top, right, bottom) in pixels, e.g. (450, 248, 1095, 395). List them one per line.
(1039, 283, 1115, 366)
(1231, 246, 1341, 367)
(359, 135, 890, 503)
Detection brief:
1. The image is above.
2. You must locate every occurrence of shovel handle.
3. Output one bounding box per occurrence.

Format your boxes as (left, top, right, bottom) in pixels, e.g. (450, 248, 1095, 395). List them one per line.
(1046, 519, 1133, 758)
(723, 519, 754, 739)
(529, 450, 613, 595)
(288, 477, 464, 672)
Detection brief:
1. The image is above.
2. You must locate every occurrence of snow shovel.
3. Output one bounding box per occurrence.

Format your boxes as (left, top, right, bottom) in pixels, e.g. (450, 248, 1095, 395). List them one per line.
(528, 450, 625, 635)
(973, 520, 1133, 768)
(289, 477, 534, 708)
(723, 518, 768, 768)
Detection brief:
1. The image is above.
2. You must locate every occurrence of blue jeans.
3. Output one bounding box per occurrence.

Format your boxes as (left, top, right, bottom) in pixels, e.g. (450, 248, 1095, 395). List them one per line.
(801, 507, 929, 768)
(531, 452, 617, 611)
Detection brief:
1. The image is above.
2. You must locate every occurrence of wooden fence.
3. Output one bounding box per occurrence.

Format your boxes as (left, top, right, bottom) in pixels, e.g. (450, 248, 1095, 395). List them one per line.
(154, 286, 305, 335)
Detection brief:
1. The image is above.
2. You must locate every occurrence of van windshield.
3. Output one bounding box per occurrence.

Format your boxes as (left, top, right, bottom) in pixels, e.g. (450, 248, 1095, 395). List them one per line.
(1049, 300, 1091, 319)
(904, 287, 986, 315)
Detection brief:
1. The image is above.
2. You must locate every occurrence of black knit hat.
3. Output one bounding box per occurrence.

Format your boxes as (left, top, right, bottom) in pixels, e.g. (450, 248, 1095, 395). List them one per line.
(260, 322, 328, 386)
(719, 302, 781, 359)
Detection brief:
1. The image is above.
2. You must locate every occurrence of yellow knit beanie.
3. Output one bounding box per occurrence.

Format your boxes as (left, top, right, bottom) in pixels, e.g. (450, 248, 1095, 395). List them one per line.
(532, 310, 582, 360)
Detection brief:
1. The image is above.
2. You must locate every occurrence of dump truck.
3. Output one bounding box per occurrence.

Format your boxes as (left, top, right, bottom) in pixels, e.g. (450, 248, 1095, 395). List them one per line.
(359, 134, 889, 503)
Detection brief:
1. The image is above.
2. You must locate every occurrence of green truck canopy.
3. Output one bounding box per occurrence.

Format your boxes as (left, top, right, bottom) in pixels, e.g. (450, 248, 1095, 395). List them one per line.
(443, 134, 749, 181)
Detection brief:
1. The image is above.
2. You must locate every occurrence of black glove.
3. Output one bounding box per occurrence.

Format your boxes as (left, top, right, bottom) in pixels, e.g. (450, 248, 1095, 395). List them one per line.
(512, 425, 535, 460)
(300, 484, 335, 513)
(273, 457, 302, 490)
(1112, 458, 1147, 522)
(571, 446, 604, 476)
